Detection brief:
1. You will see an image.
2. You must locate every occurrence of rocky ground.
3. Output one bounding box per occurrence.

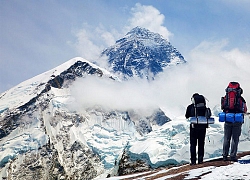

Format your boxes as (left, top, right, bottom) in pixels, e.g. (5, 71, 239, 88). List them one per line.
(120, 151, 250, 180)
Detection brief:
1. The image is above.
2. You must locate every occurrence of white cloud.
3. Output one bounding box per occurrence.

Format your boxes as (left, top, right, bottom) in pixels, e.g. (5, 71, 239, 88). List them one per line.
(73, 3, 173, 63)
(143, 40, 250, 116)
(69, 39, 250, 118)
(74, 27, 102, 60)
(73, 24, 118, 61)
(69, 76, 157, 116)
(173, 39, 250, 110)
(95, 25, 118, 47)
(127, 3, 172, 40)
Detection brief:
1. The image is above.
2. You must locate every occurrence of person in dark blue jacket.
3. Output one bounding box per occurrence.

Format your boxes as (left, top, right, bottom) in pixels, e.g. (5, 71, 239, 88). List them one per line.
(185, 93, 208, 165)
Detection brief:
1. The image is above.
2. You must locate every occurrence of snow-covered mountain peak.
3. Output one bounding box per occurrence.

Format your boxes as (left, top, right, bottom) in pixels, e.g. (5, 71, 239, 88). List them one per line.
(0, 57, 113, 114)
(123, 26, 166, 47)
(101, 27, 186, 80)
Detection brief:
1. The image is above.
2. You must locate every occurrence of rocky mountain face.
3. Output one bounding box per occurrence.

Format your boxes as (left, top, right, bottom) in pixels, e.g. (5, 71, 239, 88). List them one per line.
(0, 59, 111, 179)
(0, 27, 186, 179)
(101, 26, 186, 80)
(0, 60, 106, 139)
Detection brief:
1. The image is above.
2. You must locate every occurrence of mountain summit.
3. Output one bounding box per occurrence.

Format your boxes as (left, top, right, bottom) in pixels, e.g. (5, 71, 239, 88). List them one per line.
(101, 26, 186, 80)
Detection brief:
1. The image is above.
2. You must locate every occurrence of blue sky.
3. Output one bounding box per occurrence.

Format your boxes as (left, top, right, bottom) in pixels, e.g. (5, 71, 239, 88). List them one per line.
(1, 0, 250, 95)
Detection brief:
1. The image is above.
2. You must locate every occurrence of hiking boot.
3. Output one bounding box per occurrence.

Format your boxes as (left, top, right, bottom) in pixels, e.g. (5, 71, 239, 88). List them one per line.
(198, 158, 203, 164)
(230, 157, 237, 162)
(223, 156, 228, 161)
(190, 162, 196, 166)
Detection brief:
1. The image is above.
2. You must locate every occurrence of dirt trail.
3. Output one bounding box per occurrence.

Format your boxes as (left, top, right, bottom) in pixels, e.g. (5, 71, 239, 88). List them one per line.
(121, 151, 250, 180)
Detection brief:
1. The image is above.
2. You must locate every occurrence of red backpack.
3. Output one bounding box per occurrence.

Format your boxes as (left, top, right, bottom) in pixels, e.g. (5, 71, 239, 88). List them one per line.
(221, 82, 246, 113)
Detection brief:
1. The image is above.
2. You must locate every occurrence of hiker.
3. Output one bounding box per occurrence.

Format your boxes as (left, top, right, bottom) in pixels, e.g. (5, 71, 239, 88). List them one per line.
(185, 93, 208, 165)
(221, 82, 247, 162)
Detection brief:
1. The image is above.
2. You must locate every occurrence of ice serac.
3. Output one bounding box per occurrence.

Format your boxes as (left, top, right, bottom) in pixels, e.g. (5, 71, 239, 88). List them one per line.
(101, 26, 186, 80)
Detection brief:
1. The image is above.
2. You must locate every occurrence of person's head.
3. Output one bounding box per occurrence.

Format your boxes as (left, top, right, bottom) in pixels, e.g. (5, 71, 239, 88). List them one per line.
(192, 93, 199, 98)
(191, 93, 199, 103)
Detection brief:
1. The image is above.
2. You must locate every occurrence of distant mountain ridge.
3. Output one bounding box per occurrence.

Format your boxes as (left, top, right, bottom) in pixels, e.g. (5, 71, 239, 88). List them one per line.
(101, 26, 186, 80)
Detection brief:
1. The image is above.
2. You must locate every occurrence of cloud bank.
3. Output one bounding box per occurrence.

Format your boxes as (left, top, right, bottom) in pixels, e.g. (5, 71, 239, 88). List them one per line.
(69, 76, 157, 116)
(69, 40, 250, 118)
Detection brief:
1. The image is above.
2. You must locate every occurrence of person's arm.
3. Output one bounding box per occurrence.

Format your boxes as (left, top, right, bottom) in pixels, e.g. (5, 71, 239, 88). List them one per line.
(185, 105, 191, 118)
(244, 100, 247, 113)
(241, 97, 247, 113)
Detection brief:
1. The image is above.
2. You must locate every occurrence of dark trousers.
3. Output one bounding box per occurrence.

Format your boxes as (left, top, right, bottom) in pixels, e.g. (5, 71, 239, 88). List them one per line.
(223, 122, 242, 159)
(190, 125, 206, 163)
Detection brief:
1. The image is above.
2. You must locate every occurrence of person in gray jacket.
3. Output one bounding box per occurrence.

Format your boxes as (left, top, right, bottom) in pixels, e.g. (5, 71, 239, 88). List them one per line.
(221, 82, 247, 162)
